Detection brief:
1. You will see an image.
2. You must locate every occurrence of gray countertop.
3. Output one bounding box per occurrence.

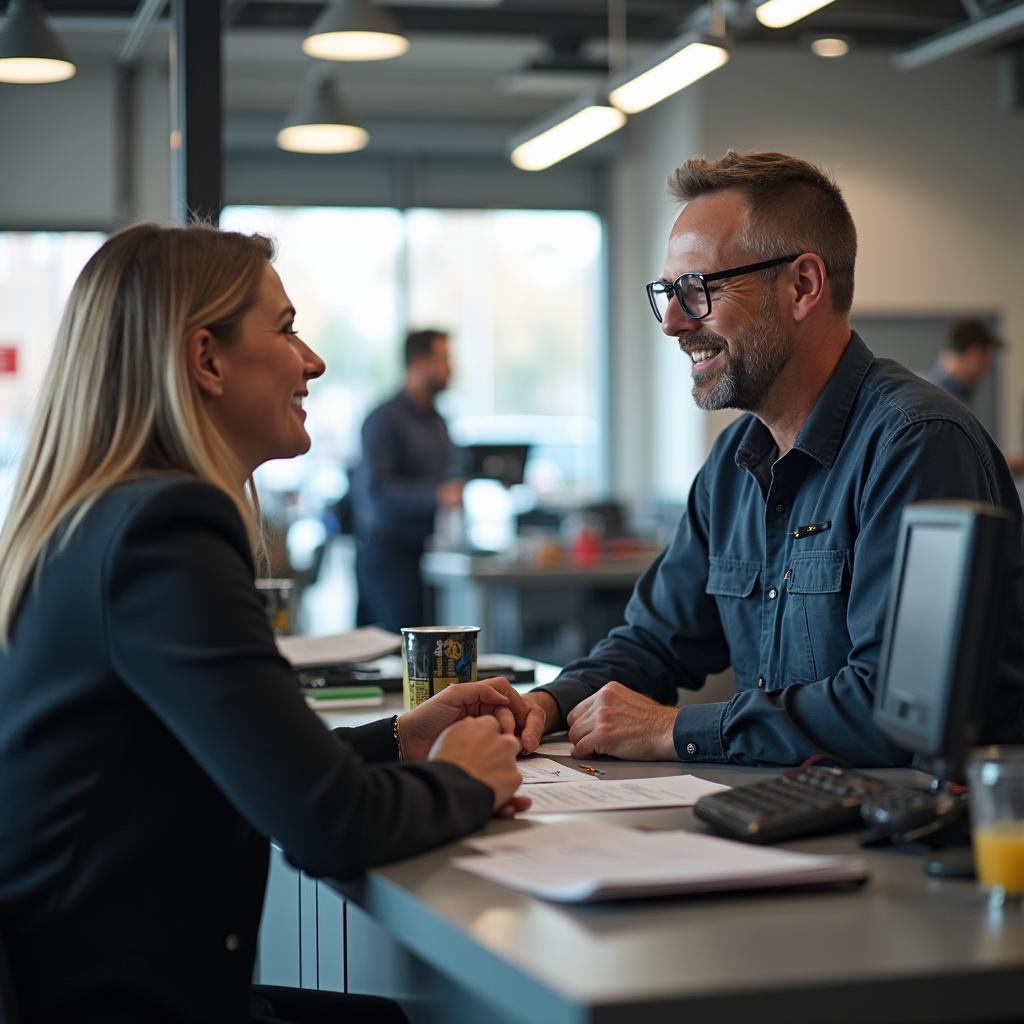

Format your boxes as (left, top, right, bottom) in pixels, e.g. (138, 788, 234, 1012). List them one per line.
(333, 759, 1024, 1024)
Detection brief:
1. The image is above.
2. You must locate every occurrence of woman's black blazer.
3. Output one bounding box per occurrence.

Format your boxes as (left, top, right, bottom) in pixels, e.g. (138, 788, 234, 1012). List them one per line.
(0, 478, 491, 1023)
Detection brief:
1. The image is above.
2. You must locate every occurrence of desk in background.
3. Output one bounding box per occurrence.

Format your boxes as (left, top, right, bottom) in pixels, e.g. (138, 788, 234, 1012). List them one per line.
(257, 693, 1024, 1023)
(421, 549, 657, 663)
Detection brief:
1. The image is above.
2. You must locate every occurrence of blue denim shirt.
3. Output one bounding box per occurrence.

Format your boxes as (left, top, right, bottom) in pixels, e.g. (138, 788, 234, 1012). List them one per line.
(538, 333, 1024, 766)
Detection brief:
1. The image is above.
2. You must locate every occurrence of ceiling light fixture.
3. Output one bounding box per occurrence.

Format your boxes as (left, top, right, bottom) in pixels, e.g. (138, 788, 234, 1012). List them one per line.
(302, 0, 409, 62)
(0, 0, 76, 84)
(608, 34, 730, 115)
(810, 36, 849, 58)
(755, 0, 838, 30)
(277, 70, 369, 154)
(509, 96, 625, 172)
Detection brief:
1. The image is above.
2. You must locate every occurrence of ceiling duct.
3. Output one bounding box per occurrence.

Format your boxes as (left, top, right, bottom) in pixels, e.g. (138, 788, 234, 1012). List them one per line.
(498, 36, 608, 97)
(894, 1, 1024, 70)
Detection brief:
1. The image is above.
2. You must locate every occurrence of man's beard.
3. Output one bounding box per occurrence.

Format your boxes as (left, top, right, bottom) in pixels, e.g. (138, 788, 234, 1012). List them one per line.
(687, 289, 793, 412)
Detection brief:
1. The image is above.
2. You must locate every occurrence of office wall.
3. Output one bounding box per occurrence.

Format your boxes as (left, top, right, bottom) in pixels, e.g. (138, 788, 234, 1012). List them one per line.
(0, 61, 121, 228)
(0, 57, 173, 227)
(610, 46, 1024, 502)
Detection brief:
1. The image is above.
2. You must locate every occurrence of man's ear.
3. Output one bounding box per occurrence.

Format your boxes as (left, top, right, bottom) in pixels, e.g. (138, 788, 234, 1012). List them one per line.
(186, 328, 224, 398)
(790, 253, 828, 324)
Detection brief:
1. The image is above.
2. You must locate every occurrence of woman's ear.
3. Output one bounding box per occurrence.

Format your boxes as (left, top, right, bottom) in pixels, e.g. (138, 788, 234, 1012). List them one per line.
(186, 328, 224, 398)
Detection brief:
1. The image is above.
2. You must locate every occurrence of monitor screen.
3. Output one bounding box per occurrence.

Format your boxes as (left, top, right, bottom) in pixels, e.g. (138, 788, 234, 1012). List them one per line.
(883, 524, 963, 704)
(873, 501, 1011, 781)
(463, 444, 530, 488)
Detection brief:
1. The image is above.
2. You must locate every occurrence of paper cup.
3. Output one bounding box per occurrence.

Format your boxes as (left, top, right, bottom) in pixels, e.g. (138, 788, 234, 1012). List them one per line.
(400, 626, 479, 710)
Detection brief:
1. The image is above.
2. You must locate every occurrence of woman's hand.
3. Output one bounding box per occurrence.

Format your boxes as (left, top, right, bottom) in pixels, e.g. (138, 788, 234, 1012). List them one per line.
(398, 677, 544, 761)
(428, 716, 530, 816)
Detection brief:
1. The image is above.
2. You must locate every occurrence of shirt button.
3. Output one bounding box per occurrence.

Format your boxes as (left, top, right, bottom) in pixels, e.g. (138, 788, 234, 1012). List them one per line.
(685, 742, 698, 757)
(225, 934, 240, 952)
(774, 503, 786, 514)
(757, 677, 766, 689)
(768, 587, 778, 600)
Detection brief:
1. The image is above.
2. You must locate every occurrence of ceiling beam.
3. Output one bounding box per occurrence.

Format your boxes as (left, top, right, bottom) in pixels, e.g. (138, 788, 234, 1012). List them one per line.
(117, 0, 167, 65)
(894, 1, 1024, 70)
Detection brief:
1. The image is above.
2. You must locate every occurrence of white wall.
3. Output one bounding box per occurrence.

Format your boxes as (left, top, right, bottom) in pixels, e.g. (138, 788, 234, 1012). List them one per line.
(607, 89, 706, 504)
(0, 61, 120, 227)
(0, 57, 173, 227)
(611, 46, 1024, 502)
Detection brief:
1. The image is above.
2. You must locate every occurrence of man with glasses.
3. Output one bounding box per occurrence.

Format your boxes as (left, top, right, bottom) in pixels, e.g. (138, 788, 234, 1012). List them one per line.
(518, 150, 1024, 767)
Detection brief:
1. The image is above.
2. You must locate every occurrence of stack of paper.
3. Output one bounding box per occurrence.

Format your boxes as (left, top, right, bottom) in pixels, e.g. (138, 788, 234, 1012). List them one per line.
(276, 626, 402, 668)
(454, 820, 869, 902)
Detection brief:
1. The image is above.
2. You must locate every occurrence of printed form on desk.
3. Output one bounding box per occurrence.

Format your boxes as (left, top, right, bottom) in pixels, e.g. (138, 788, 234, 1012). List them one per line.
(454, 820, 870, 902)
(518, 774, 730, 813)
(517, 758, 594, 784)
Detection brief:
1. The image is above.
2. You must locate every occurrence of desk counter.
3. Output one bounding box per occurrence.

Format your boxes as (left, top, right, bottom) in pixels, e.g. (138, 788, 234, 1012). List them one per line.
(330, 757, 1024, 1024)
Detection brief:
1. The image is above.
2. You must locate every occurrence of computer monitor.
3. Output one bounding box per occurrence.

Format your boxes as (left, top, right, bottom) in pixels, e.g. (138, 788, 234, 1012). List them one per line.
(873, 500, 1013, 783)
(463, 443, 530, 488)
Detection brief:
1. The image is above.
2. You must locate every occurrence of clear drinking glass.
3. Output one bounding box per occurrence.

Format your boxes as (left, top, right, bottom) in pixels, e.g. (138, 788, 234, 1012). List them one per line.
(967, 746, 1024, 909)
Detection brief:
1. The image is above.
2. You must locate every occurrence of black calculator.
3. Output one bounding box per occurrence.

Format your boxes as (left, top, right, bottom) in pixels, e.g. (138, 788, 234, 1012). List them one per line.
(693, 765, 892, 844)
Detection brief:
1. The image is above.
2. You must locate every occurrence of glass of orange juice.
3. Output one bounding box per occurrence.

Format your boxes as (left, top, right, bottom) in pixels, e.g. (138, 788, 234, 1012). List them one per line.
(967, 746, 1024, 909)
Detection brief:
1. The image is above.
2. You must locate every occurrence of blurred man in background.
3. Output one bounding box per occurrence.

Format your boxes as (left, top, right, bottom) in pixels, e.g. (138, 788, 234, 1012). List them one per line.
(925, 318, 1002, 406)
(350, 329, 463, 632)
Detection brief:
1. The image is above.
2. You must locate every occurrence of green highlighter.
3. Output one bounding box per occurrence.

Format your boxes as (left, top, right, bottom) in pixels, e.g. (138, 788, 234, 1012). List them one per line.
(304, 685, 385, 707)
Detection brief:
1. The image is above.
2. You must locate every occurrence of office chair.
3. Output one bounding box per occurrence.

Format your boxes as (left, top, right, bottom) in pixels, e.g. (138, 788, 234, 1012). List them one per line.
(0, 926, 22, 1024)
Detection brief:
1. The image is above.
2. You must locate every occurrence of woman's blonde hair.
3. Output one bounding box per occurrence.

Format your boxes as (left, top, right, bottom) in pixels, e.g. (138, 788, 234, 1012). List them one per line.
(0, 221, 275, 645)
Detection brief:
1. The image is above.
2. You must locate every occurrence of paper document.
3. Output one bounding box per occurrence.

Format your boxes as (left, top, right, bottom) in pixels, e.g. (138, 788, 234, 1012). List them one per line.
(535, 740, 574, 757)
(455, 820, 869, 902)
(518, 774, 731, 814)
(517, 758, 593, 784)
(276, 627, 402, 668)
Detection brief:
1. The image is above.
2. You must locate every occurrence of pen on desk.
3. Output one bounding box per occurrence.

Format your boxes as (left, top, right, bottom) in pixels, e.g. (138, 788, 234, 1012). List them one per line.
(578, 765, 606, 776)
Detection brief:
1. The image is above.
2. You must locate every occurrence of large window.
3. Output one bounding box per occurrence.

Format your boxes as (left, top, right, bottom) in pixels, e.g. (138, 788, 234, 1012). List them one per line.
(220, 205, 605, 502)
(406, 208, 603, 491)
(0, 231, 106, 521)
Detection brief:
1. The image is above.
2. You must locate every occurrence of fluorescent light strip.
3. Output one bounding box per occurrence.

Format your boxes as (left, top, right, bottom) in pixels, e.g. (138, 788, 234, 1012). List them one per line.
(755, 0, 838, 30)
(609, 41, 729, 115)
(511, 105, 626, 172)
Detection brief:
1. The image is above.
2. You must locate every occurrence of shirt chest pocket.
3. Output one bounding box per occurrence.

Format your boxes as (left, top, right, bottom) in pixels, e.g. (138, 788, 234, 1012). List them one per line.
(785, 549, 851, 680)
(706, 557, 761, 678)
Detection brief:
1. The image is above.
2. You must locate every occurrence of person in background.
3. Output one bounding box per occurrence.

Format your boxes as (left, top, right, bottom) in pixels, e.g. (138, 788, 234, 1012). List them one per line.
(517, 150, 1024, 767)
(924, 319, 1024, 476)
(0, 224, 532, 1024)
(925, 317, 1002, 406)
(350, 328, 463, 632)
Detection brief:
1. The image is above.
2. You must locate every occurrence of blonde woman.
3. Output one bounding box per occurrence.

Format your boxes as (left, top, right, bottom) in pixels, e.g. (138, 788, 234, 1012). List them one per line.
(0, 223, 541, 1024)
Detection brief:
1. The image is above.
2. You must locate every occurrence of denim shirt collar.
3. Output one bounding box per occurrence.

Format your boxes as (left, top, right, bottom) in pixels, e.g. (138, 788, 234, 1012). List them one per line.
(735, 331, 874, 472)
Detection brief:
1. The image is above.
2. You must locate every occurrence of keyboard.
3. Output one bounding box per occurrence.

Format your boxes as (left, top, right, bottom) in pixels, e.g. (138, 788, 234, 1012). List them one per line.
(693, 765, 892, 844)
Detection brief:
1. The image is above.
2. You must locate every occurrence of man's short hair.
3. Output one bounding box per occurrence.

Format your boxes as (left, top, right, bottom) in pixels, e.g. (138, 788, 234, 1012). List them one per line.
(667, 150, 857, 314)
(404, 328, 447, 367)
(948, 318, 1002, 354)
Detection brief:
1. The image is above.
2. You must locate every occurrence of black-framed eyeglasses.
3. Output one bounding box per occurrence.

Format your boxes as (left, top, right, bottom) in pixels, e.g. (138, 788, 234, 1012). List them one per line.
(645, 254, 799, 323)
